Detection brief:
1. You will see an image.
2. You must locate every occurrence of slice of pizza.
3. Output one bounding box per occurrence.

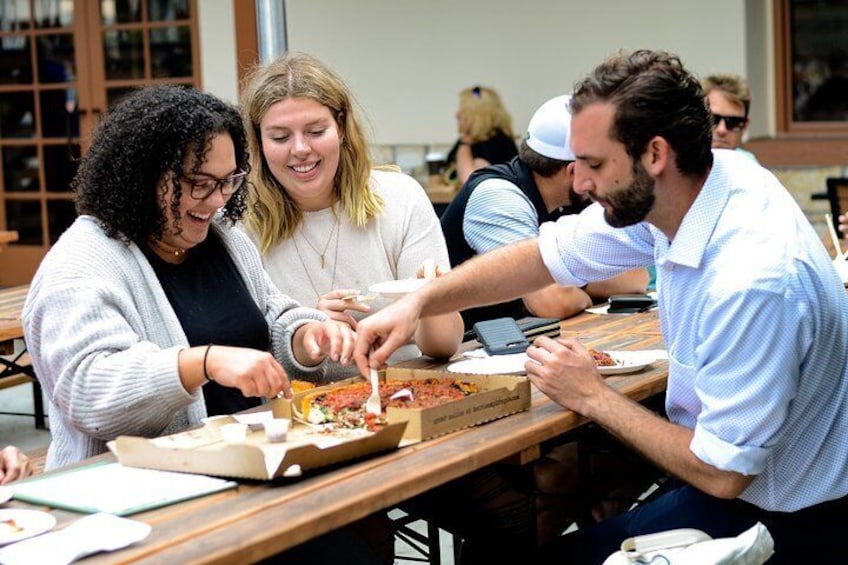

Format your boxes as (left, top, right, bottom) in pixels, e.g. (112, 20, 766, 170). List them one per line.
(589, 349, 617, 367)
(301, 378, 480, 431)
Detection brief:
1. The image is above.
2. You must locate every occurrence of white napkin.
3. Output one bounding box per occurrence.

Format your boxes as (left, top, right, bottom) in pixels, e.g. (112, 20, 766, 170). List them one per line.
(0, 513, 151, 565)
(602, 522, 774, 565)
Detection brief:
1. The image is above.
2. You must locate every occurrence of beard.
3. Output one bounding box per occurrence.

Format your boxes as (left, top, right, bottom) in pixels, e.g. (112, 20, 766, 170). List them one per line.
(595, 160, 656, 228)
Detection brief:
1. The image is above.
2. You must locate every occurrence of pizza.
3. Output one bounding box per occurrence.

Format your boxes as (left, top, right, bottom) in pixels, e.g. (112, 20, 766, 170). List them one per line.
(301, 377, 480, 431)
(290, 379, 317, 394)
(0, 519, 22, 536)
(589, 349, 617, 367)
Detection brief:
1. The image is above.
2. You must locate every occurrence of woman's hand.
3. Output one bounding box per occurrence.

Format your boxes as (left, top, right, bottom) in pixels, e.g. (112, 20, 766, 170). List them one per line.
(178, 346, 292, 398)
(296, 319, 358, 367)
(202, 345, 292, 398)
(316, 288, 371, 328)
(840, 213, 848, 238)
(0, 445, 32, 485)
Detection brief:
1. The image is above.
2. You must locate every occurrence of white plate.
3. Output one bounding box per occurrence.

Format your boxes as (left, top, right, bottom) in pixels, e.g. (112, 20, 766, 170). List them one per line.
(0, 487, 11, 505)
(0, 509, 57, 546)
(447, 353, 530, 375)
(597, 351, 657, 375)
(448, 350, 657, 376)
(368, 278, 429, 299)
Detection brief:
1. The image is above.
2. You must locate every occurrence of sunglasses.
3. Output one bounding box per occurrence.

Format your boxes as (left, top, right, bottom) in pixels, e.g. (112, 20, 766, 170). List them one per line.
(711, 113, 747, 132)
(471, 86, 482, 98)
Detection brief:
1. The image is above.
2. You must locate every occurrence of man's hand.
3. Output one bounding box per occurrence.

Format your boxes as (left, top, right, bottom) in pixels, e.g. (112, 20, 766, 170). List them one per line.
(0, 445, 31, 485)
(354, 293, 423, 375)
(525, 336, 608, 416)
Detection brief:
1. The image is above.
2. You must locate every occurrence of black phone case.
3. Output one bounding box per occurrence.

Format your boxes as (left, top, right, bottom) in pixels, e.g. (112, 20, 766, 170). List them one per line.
(473, 317, 531, 355)
(608, 294, 656, 314)
(516, 316, 561, 338)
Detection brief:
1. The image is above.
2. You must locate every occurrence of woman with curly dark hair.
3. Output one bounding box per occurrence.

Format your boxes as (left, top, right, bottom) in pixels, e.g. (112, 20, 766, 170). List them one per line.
(23, 85, 356, 471)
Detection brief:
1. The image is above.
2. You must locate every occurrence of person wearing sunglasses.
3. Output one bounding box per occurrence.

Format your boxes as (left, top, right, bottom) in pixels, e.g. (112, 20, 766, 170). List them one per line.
(702, 73, 759, 163)
(23, 85, 356, 472)
(443, 85, 519, 186)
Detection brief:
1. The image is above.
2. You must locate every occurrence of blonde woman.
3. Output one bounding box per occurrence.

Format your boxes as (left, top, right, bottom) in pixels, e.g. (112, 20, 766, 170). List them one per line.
(444, 85, 518, 186)
(241, 53, 463, 381)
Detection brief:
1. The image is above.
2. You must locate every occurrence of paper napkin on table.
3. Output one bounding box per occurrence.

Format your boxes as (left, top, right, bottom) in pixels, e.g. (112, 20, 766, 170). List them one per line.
(0, 512, 150, 565)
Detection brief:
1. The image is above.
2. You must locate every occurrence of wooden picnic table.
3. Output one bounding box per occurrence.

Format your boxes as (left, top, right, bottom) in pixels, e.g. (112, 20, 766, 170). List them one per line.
(16, 309, 666, 564)
(0, 284, 27, 350)
(0, 230, 18, 253)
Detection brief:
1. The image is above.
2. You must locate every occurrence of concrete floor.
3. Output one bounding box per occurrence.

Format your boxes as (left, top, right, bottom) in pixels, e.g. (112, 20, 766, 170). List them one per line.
(0, 381, 50, 453)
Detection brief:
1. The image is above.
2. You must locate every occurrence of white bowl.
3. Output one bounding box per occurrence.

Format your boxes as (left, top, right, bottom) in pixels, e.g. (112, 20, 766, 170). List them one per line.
(220, 423, 248, 443)
(368, 278, 429, 299)
(264, 418, 291, 443)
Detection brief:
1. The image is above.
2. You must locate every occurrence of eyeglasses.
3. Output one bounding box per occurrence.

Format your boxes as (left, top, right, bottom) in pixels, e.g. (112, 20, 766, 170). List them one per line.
(182, 170, 248, 200)
(711, 113, 747, 132)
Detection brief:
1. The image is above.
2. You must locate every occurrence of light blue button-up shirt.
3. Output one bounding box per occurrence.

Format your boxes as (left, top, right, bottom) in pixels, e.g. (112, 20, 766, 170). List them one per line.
(538, 150, 848, 511)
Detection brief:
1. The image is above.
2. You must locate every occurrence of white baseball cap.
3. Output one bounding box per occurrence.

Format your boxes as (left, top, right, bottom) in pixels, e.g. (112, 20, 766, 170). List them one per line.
(525, 94, 575, 161)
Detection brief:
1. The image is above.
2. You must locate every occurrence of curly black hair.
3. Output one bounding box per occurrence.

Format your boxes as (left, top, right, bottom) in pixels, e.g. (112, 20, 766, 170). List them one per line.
(73, 84, 250, 245)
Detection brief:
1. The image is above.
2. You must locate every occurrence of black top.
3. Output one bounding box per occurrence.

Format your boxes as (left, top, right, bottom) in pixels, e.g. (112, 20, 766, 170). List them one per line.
(444, 129, 518, 185)
(440, 157, 590, 331)
(142, 232, 269, 416)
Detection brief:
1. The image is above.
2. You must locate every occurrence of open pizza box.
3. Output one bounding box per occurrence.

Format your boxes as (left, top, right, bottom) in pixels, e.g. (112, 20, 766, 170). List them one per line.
(291, 367, 531, 445)
(110, 368, 529, 480)
(388, 367, 530, 443)
(109, 396, 408, 481)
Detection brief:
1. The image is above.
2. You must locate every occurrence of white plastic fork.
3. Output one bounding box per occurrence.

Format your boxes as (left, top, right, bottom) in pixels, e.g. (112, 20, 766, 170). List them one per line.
(365, 366, 381, 416)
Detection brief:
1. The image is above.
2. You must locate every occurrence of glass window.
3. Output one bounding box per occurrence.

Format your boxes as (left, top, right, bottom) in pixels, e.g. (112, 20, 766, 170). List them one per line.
(0, 34, 32, 84)
(0, 92, 36, 138)
(35, 0, 74, 28)
(779, 0, 848, 131)
(0, 0, 32, 31)
(5, 199, 42, 244)
(47, 199, 76, 243)
(44, 144, 80, 191)
(103, 29, 144, 80)
(101, 0, 141, 25)
(1, 145, 40, 192)
(36, 33, 76, 83)
(150, 26, 191, 77)
(149, 0, 188, 22)
(790, 0, 848, 122)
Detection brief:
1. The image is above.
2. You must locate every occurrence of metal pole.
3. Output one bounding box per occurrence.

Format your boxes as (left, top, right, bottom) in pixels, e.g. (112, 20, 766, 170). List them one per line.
(255, 0, 287, 64)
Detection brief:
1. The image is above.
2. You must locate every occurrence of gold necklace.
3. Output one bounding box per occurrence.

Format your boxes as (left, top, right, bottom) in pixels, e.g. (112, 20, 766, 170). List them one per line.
(298, 213, 340, 269)
(149, 238, 187, 261)
(293, 218, 342, 302)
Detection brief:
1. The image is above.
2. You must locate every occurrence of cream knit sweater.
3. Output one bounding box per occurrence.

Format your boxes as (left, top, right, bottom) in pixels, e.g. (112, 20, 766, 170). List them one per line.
(24, 215, 326, 470)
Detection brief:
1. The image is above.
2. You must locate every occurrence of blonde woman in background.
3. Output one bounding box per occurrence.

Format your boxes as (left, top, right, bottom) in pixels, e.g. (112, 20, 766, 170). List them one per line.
(444, 85, 518, 186)
(241, 52, 463, 382)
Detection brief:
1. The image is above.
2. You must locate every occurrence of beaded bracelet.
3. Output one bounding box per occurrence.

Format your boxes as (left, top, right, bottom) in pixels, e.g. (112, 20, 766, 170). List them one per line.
(203, 344, 214, 382)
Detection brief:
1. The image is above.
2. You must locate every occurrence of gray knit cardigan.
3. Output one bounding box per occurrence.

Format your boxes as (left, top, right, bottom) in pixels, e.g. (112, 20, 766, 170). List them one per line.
(23, 215, 327, 470)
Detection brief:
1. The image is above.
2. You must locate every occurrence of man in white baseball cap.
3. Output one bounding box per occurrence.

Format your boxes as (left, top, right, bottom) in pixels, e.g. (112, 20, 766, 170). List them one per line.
(440, 94, 648, 330)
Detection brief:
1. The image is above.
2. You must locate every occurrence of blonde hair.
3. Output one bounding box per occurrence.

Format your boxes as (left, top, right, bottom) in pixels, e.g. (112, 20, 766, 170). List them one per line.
(458, 86, 515, 142)
(240, 52, 383, 253)
(702, 73, 752, 116)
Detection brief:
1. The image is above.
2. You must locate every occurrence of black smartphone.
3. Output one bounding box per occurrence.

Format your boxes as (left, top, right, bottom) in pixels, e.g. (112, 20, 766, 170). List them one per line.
(473, 317, 531, 355)
(608, 294, 656, 314)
